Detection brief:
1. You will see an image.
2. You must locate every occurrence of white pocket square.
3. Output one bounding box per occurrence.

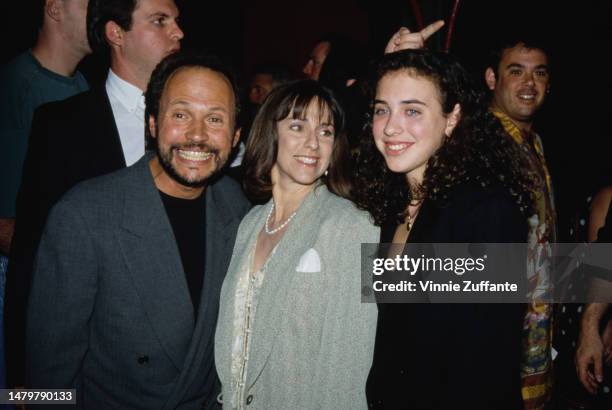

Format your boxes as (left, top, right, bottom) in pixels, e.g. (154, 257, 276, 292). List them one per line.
(295, 248, 321, 273)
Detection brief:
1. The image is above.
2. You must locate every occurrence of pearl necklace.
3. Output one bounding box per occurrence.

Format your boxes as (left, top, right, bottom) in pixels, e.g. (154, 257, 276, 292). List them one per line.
(264, 201, 297, 235)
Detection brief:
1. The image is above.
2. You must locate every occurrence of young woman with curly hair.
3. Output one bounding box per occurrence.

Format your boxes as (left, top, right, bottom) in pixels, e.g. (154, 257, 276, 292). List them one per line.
(355, 49, 537, 409)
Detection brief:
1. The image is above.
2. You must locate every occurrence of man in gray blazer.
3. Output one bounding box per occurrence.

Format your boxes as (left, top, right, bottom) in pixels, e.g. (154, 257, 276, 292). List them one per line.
(26, 51, 250, 409)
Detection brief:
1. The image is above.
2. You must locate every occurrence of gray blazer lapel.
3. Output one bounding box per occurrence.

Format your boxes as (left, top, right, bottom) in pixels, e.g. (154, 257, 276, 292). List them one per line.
(198, 181, 236, 323)
(246, 187, 330, 387)
(167, 178, 247, 407)
(116, 156, 194, 371)
(178, 182, 235, 363)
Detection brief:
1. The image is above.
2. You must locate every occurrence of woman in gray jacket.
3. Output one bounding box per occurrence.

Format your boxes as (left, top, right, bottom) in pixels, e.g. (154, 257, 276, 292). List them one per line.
(215, 80, 378, 409)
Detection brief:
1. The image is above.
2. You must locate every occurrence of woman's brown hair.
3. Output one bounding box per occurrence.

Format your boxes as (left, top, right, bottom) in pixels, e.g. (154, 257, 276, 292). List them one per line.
(242, 79, 352, 203)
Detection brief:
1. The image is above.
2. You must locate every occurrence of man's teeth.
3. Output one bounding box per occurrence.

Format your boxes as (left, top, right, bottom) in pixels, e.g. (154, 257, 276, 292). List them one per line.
(296, 156, 317, 164)
(177, 150, 212, 161)
(518, 94, 536, 100)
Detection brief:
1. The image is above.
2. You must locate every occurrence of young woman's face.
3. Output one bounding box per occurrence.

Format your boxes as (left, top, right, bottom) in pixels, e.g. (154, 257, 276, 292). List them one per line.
(372, 70, 458, 185)
(272, 101, 335, 191)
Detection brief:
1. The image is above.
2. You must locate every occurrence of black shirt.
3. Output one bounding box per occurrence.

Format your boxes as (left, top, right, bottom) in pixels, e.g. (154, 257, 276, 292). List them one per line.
(159, 190, 206, 316)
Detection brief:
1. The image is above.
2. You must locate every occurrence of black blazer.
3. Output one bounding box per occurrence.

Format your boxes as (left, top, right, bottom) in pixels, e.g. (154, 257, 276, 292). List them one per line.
(4, 86, 125, 386)
(366, 182, 528, 410)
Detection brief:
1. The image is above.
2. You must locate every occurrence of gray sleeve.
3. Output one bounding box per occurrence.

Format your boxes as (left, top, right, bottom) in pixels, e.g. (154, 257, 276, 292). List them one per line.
(312, 210, 379, 409)
(26, 197, 97, 391)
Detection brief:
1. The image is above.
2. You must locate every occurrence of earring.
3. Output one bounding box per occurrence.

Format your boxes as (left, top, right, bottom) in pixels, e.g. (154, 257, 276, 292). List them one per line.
(324, 170, 329, 176)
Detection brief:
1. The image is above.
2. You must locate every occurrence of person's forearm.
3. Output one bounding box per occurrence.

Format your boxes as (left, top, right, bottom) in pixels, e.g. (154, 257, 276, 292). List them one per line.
(0, 217, 15, 254)
(581, 303, 610, 332)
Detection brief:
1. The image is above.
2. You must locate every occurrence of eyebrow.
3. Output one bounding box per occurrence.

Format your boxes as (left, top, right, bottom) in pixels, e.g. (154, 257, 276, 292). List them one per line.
(373, 99, 427, 106)
(288, 118, 334, 126)
(168, 101, 229, 112)
(208, 106, 229, 113)
(505, 63, 549, 71)
(148, 12, 171, 19)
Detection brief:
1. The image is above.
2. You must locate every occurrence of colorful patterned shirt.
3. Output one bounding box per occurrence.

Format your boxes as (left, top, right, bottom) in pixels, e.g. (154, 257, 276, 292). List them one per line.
(493, 109, 556, 410)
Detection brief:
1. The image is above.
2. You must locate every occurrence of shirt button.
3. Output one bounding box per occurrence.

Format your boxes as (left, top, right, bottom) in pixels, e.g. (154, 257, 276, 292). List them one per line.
(246, 394, 254, 405)
(137, 355, 149, 364)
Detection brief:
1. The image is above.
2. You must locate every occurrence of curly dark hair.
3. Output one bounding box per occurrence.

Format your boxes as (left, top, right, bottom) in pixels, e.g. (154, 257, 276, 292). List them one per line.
(242, 80, 352, 203)
(354, 49, 536, 226)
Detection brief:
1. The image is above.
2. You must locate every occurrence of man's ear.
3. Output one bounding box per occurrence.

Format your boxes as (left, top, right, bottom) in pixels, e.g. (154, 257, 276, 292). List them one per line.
(232, 127, 242, 148)
(105, 21, 124, 47)
(148, 115, 157, 139)
(444, 103, 461, 137)
(45, 0, 61, 22)
(485, 67, 497, 91)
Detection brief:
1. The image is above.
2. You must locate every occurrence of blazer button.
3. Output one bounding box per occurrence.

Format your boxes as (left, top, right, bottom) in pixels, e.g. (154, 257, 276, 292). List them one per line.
(246, 394, 253, 405)
(137, 355, 149, 364)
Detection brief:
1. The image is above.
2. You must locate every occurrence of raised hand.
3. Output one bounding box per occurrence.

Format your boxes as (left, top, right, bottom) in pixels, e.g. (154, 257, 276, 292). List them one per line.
(385, 20, 445, 54)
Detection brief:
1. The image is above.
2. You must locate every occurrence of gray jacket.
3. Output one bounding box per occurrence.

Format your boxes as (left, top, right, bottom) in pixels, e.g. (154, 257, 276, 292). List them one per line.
(215, 186, 379, 409)
(27, 154, 250, 409)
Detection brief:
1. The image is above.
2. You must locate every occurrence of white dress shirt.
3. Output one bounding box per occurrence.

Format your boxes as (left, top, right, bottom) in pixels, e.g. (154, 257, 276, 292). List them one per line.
(229, 141, 245, 168)
(105, 70, 146, 166)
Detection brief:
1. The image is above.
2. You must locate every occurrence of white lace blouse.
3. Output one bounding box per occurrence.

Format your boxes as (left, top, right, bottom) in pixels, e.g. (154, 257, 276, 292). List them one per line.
(229, 240, 277, 409)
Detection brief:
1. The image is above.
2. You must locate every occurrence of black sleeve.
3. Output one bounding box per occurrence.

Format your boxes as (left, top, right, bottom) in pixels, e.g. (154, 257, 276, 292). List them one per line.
(443, 190, 526, 409)
(4, 101, 71, 387)
(459, 189, 528, 243)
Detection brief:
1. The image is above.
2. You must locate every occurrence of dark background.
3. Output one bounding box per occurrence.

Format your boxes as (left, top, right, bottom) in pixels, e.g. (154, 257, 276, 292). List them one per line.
(3, 0, 611, 238)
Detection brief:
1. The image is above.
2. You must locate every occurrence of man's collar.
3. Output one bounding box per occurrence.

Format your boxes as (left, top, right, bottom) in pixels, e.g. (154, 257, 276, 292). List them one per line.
(106, 69, 146, 113)
(491, 108, 530, 145)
